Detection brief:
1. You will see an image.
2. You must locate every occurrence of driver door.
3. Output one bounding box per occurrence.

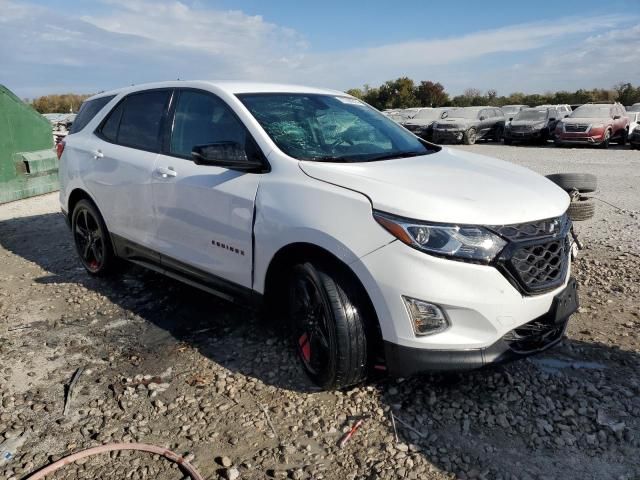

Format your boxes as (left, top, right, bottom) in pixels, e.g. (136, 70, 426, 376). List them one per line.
(151, 89, 263, 288)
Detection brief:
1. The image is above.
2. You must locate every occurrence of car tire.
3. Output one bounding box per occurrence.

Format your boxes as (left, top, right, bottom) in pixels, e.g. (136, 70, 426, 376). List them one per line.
(71, 199, 119, 276)
(288, 262, 369, 389)
(620, 129, 628, 146)
(463, 128, 477, 145)
(600, 129, 611, 149)
(568, 199, 596, 222)
(503, 137, 512, 145)
(545, 173, 597, 193)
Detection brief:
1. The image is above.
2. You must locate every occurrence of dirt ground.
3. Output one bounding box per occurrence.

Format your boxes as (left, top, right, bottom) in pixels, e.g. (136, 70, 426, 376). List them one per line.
(1, 145, 639, 480)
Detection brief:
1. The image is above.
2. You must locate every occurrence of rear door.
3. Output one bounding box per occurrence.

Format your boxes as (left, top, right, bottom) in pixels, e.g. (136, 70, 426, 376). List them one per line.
(151, 88, 263, 288)
(86, 89, 171, 246)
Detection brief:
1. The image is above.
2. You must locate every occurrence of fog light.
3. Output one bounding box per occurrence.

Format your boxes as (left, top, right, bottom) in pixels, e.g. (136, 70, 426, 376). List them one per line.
(402, 296, 449, 336)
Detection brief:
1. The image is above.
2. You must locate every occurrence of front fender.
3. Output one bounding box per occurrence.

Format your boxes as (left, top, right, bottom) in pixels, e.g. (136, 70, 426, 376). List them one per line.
(252, 174, 392, 294)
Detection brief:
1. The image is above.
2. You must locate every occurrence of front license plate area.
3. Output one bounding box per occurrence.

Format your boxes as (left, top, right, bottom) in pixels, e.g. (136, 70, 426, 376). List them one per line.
(552, 277, 579, 325)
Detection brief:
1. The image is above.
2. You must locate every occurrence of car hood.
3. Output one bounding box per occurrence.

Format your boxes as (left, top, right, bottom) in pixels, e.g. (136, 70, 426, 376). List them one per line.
(299, 148, 569, 225)
(436, 118, 471, 127)
(403, 119, 436, 127)
(510, 120, 545, 127)
(563, 117, 608, 124)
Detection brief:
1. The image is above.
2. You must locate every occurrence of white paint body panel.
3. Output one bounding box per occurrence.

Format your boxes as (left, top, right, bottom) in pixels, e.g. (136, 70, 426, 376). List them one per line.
(59, 80, 572, 356)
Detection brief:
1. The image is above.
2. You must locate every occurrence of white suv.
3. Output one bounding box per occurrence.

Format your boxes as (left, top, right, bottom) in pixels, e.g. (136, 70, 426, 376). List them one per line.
(58, 81, 578, 390)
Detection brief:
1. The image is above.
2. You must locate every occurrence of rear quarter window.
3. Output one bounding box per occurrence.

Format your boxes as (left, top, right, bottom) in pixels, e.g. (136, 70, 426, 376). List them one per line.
(69, 95, 116, 134)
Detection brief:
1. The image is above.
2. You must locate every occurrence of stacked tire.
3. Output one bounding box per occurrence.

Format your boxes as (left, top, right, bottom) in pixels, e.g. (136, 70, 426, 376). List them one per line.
(545, 173, 596, 221)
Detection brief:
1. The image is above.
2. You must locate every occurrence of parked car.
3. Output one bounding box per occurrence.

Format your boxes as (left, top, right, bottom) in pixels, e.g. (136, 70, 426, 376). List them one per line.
(630, 127, 640, 149)
(58, 81, 578, 390)
(433, 107, 505, 145)
(627, 103, 640, 113)
(537, 104, 572, 118)
(504, 107, 561, 144)
(555, 102, 629, 148)
(402, 107, 450, 141)
(501, 105, 529, 121)
(385, 108, 422, 124)
(626, 111, 639, 135)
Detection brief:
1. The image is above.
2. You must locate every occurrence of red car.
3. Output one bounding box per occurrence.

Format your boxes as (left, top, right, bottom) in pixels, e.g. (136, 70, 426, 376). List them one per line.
(555, 102, 629, 148)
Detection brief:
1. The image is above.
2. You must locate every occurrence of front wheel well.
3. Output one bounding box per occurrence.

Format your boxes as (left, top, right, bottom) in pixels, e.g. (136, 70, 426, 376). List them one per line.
(262, 243, 384, 363)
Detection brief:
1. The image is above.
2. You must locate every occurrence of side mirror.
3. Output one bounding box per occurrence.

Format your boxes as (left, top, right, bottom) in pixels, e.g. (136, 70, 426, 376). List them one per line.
(508, 117, 514, 122)
(479, 116, 486, 121)
(192, 142, 264, 171)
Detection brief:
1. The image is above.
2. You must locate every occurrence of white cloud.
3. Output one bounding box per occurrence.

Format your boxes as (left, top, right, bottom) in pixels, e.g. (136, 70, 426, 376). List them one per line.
(0, 0, 637, 98)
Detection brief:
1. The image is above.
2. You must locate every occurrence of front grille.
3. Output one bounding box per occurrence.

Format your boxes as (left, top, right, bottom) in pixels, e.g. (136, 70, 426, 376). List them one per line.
(564, 123, 589, 133)
(509, 237, 570, 293)
(510, 125, 531, 133)
(494, 215, 566, 241)
(492, 215, 571, 295)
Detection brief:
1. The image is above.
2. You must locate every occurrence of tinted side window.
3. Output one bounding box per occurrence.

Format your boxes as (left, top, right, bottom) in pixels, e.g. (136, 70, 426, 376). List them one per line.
(117, 90, 170, 151)
(169, 90, 250, 158)
(70, 95, 115, 134)
(100, 102, 124, 142)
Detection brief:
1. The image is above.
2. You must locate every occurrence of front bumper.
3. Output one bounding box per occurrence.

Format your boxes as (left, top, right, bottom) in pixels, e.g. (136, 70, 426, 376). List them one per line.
(350, 232, 574, 373)
(556, 132, 605, 145)
(505, 129, 543, 140)
(383, 278, 577, 376)
(433, 129, 465, 143)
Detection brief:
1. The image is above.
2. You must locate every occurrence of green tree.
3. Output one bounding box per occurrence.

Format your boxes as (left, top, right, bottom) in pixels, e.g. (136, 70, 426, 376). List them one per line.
(345, 88, 364, 99)
(416, 81, 449, 107)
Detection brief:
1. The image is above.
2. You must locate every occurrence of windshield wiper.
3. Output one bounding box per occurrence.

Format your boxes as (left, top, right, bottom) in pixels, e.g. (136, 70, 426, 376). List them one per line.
(304, 156, 356, 163)
(364, 150, 426, 162)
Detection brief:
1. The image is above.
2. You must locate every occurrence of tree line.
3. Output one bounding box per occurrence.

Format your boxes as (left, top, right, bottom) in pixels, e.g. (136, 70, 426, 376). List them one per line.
(25, 80, 640, 113)
(346, 78, 640, 110)
(29, 94, 93, 114)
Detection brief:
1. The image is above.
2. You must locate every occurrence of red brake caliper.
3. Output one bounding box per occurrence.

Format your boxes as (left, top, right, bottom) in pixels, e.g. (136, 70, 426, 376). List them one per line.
(298, 333, 311, 362)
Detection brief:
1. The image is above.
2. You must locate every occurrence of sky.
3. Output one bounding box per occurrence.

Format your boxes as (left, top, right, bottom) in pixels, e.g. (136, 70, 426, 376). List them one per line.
(1, 0, 639, 98)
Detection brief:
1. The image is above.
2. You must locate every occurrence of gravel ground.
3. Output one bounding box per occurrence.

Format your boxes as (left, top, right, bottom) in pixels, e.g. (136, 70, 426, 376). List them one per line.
(1, 145, 639, 480)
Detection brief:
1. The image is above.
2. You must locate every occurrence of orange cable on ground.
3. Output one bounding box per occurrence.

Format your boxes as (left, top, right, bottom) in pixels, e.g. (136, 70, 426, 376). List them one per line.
(24, 443, 205, 480)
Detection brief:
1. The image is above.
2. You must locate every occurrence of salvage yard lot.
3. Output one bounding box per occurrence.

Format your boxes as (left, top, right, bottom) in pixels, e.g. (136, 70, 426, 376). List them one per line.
(1, 145, 639, 480)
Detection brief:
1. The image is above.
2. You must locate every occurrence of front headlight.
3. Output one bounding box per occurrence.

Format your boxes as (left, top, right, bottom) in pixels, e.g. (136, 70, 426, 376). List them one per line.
(373, 211, 507, 263)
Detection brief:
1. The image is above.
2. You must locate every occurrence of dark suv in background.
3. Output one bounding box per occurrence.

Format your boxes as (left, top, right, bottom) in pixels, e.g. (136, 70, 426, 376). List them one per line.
(504, 107, 562, 144)
(555, 102, 629, 148)
(432, 107, 505, 145)
(501, 104, 529, 121)
(402, 107, 450, 141)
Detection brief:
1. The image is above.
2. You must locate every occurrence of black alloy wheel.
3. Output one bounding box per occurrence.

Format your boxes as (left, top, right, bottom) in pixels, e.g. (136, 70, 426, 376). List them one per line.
(288, 262, 368, 389)
(72, 200, 117, 276)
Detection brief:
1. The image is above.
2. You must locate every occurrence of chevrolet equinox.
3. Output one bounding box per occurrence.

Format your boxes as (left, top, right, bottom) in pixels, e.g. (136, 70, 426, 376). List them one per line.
(59, 81, 578, 389)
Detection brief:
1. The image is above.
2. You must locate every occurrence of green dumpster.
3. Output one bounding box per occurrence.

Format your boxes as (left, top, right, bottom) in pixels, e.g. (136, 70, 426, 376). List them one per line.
(1, 84, 59, 204)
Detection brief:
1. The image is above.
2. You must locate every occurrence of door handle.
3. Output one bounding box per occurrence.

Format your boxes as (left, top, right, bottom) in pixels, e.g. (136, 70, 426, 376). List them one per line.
(92, 149, 104, 159)
(156, 166, 177, 178)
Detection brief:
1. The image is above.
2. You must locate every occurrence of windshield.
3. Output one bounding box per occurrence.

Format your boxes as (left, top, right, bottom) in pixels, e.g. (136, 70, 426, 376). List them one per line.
(238, 94, 433, 162)
(571, 105, 611, 118)
(413, 109, 447, 120)
(514, 110, 548, 121)
(444, 108, 481, 120)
